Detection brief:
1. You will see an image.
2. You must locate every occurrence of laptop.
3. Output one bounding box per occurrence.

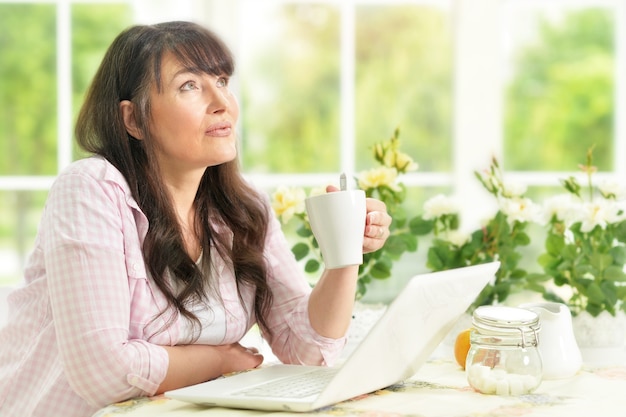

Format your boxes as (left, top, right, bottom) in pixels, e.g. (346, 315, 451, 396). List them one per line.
(165, 261, 499, 412)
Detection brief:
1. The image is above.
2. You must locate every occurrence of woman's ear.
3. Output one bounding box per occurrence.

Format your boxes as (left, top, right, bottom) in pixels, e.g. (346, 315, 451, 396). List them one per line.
(119, 100, 144, 139)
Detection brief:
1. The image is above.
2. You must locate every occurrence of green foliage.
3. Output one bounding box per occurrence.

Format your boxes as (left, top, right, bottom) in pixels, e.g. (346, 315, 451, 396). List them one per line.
(0, 4, 131, 175)
(420, 158, 534, 310)
(505, 8, 614, 171)
(0, 4, 57, 175)
(528, 149, 626, 317)
(240, 4, 340, 173)
(354, 6, 453, 172)
(240, 5, 453, 174)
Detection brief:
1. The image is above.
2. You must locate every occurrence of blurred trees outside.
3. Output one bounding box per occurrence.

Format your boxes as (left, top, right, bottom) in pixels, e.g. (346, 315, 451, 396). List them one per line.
(0, 3, 130, 283)
(0, 4, 57, 175)
(354, 5, 452, 172)
(0, 3, 617, 285)
(0, 3, 131, 175)
(240, 4, 341, 173)
(239, 4, 453, 174)
(504, 8, 614, 171)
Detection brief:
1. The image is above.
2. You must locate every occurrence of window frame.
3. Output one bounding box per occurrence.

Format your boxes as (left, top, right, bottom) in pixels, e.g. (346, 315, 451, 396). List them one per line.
(0, 0, 624, 277)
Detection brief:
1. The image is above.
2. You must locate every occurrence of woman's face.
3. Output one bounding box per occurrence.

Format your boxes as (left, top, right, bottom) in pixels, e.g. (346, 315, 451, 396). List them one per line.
(147, 52, 239, 179)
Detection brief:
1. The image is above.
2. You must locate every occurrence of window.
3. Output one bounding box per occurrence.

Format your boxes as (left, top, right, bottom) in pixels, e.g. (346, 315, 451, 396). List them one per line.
(503, 1, 618, 172)
(0, 1, 131, 284)
(1, 0, 624, 303)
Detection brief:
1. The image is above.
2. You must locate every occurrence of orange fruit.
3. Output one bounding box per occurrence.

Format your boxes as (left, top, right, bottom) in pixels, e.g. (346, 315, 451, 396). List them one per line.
(454, 328, 472, 369)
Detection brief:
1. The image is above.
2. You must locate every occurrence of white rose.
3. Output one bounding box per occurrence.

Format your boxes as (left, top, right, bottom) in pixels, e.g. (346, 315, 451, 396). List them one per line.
(271, 186, 306, 223)
(444, 229, 470, 247)
(357, 167, 401, 191)
(541, 194, 577, 226)
(422, 194, 460, 220)
(579, 201, 609, 232)
(599, 179, 626, 200)
(502, 179, 527, 198)
(499, 196, 540, 226)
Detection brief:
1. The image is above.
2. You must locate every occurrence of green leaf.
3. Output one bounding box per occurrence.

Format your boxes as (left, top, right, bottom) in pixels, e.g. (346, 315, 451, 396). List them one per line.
(494, 282, 511, 303)
(402, 233, 418, 252)
(508, 268, 527, 280)
(370, 259, 392, 279)
(613, 221, 626, 242)
(585, 303, 604, 317)
(610, 245, 626, 265)
(291, 242, 310, 261)
(603, 265, 626, 281)
(543, 291, 566, 305)
(426, 244, 452, 271)
(356, 279, 368, 299)
(449, 213, 460, 230)
(545, 233, 565, 255)
(526, 272, 553, 283)
(409, 217, 434, 235)
(304, 259, 320, 273)
(600, 280, 619, 306)
(526, 281, 547, 293)
(512, 232, 531, 246)
(585, 282, 606, 305)
(589, 252, 613, 271)
(384, 235, 410, 257)
(296, 225, 312, 238)
(391, 206, 407, 228)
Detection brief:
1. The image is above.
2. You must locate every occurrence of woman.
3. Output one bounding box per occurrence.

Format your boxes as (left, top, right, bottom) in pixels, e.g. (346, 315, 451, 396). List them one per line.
(0, 21, 391, 417)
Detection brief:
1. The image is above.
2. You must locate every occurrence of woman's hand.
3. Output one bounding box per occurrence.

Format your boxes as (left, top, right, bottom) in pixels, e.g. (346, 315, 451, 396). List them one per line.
(362, 197, 391, 253)
(325, 185, 392, 254)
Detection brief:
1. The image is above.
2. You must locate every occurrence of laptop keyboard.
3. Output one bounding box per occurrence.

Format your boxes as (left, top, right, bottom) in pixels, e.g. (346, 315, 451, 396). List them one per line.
(233, 368, 339, 398)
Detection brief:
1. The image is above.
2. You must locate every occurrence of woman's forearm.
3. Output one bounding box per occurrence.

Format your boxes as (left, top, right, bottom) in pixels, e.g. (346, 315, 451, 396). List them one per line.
(307, 265, 359, 339)
(156, 343, 263, 394)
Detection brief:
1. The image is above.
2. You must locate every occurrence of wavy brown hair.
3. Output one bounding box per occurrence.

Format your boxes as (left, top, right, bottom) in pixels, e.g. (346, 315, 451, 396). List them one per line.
(75, 21, 273, 340)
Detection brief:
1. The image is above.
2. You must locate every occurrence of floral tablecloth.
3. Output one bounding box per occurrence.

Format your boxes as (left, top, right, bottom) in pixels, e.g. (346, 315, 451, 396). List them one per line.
(93, 358, 626, 417)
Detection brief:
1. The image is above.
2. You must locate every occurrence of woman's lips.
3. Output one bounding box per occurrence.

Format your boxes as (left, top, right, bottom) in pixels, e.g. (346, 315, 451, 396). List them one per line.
(206, 122, 232, 137)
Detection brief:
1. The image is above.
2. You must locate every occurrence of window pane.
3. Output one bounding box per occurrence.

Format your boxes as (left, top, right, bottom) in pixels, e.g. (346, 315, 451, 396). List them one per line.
(355, 5, 453, 172)
(0, 191, 47, 285)
(72, 3, 132, 160)
(503, 5, 615, 171)
(239, 3, 341, 173)
(0, 4, 57, 175)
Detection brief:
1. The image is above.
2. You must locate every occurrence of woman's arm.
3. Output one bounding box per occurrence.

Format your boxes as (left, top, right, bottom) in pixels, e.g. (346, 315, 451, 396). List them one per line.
(156, 343, 263, 394)
(307, 266, 359, 339)
(308, 191, 391, 338)
(261, 190, 391, 365)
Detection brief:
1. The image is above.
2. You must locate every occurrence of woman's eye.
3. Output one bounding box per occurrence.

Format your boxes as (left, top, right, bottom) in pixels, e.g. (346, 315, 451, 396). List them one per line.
(216, 76, 229, 88)
(181, 80, 197, 91)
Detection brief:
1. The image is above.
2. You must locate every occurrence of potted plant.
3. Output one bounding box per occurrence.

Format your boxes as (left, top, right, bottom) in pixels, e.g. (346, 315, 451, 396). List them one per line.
(527, 148, 626, 358)
(271, 128, 423, 299)
(412, 157, 539, 310)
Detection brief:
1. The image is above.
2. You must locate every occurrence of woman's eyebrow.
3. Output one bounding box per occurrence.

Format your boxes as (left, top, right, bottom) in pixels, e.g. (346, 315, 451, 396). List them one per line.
(172, 67, 201, 78)
(164, 67, 201, 86)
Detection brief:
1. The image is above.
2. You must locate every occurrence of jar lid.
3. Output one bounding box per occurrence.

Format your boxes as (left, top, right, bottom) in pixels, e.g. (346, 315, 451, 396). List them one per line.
(472, 305, 540, 332)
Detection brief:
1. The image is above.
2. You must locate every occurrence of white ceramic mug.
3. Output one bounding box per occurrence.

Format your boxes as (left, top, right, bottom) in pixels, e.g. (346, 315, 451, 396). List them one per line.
(305, 190, 366, 269)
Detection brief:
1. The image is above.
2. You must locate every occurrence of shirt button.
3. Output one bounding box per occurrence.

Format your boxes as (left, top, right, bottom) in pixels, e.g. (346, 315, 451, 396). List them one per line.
(132, 263, 139, 272)
(130, 376, 139, 385)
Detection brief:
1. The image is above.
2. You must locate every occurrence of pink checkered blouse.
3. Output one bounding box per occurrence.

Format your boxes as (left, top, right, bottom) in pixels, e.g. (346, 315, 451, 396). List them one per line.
(0, 156, 345, 417)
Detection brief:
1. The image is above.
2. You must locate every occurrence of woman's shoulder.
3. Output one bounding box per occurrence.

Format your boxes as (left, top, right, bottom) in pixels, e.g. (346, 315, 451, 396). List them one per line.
(59, 155, 117, 177)
(56, 156, 130, 192)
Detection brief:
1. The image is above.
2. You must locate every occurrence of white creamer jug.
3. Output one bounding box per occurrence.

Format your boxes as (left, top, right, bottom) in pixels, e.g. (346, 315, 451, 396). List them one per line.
(519, 302, 582, 379)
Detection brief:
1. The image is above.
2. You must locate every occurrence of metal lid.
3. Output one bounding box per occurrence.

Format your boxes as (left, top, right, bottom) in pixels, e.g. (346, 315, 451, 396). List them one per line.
(472, 305, 540, 333)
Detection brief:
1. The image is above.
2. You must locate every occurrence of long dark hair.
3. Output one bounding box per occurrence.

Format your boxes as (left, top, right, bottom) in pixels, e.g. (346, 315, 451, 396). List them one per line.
(75, 21, 273, 340)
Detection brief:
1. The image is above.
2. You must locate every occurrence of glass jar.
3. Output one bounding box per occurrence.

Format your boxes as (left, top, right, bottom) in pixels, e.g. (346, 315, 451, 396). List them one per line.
(466, 306, 542, 396)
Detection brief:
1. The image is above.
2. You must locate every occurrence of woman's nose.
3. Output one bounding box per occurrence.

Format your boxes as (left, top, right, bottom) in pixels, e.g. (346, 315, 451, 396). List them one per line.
(206, 86, 229, 114)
